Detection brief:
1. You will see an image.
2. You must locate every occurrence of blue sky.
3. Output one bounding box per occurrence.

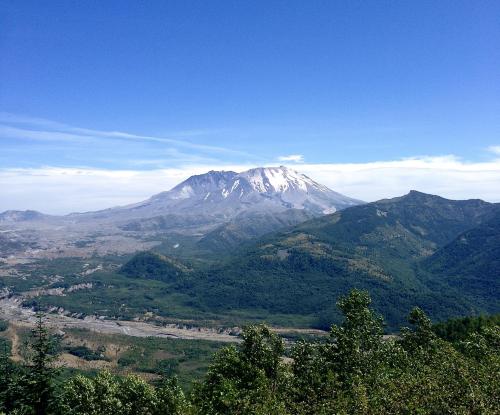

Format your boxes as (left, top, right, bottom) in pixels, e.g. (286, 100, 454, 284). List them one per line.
(1, 1, 500, 212)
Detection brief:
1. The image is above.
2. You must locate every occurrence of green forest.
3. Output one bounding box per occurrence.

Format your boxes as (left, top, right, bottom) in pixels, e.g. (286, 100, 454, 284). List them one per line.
(1, 290, 499, 415)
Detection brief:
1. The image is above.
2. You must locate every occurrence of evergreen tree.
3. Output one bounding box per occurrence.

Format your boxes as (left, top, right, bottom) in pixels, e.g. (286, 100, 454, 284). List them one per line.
(26, 314, 59, 415)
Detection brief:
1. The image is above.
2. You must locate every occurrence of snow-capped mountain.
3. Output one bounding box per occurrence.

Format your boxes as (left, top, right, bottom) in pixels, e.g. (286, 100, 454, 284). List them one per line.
(0, 166, 363, 257)
(1, 167, 362, 226)
(3, 166, 361, 226)
(122, 166, 362, 218)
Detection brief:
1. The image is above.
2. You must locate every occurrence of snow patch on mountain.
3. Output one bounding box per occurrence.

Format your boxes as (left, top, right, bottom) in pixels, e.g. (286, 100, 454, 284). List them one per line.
(173, 185, 194, 200)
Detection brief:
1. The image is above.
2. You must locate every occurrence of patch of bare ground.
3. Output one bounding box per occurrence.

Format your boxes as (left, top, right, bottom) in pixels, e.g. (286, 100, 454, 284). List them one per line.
(5, 325, 22, 362)
(55, 353, 113, 371)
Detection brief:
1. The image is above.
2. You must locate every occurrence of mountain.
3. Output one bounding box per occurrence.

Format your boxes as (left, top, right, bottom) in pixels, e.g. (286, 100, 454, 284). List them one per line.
(0, 166, 362, 259)
(197, 209, 315, 252)
(157, 191, 499, 329)
(90, 166, 361, 222)
(71, 166, 362, 249)
(227, 190, 498, 281)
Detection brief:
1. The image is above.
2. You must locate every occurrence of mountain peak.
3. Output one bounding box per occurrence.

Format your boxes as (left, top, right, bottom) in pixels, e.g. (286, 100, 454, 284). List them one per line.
(402, 190, 489, 206)
(405, 190, 437, 199)
(132, 166, 363, 217)
(237, 165, 317, 194)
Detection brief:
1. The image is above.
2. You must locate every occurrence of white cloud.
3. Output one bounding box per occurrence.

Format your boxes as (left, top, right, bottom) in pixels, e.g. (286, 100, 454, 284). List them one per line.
(277, 154, 304, 163)
(488, 145, 500, 156)
(298, 156, 500, 203)
(1, 156, 499, 214)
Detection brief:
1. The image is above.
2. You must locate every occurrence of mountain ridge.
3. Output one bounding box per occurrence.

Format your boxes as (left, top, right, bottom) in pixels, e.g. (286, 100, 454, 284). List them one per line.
(141, 190, 499, 329)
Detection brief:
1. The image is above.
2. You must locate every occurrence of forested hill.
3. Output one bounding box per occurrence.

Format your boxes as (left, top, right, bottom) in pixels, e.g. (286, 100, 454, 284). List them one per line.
(123, 191, 500, 330)
(422, 209, 500, 310)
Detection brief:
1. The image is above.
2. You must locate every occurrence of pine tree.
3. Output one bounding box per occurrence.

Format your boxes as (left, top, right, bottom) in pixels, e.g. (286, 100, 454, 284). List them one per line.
(27, 313, 59, 415)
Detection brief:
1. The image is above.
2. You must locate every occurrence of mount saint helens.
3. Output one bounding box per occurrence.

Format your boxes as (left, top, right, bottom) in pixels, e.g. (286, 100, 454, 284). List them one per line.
(0, 166, 362, 260)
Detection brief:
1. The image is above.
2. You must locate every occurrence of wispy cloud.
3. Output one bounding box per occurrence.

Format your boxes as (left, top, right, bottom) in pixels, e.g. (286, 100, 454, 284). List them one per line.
(0, 125, 92, 143)
(278, 154, 304, 163)
(126, 148, 221, 167)
(1, 155, 499, 214)
(0, 112, 252, 158)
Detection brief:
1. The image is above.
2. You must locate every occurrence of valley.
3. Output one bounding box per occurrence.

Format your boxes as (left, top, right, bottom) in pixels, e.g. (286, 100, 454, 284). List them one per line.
(1, 168, 498, 337)
(0, 295, 241, 343)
